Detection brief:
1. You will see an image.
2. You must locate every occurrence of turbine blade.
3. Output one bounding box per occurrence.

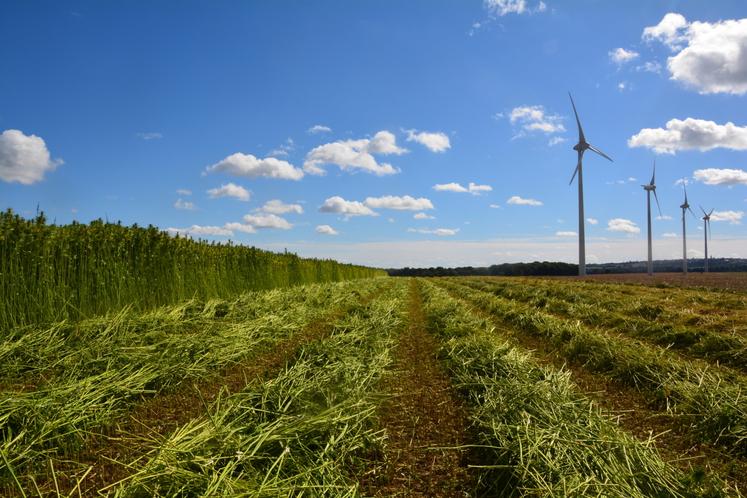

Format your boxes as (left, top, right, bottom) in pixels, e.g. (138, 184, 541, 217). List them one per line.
(587, 143, 613, 162)
(653, 189, 662, 217)
(708, 219, 712, 240)
(568, 92, 586, 144)
(688, 206, 696, 218)
(708, 208, 714, 217)
(569, 151, 582, 185)
(700, 205, 707, 216)
(650, 160, 656, 186)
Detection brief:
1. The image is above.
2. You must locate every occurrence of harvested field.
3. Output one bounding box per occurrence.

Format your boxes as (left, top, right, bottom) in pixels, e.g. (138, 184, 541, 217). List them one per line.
(555, 272, 747, 293)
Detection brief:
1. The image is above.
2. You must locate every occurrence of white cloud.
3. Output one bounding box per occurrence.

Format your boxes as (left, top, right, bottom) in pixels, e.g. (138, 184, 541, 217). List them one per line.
(507, 195, 543, 206)
(609, 48, 639, 64)
(308, 125, 332, 134)
(587, 217, 598, 225)
(136, 132, 163, 140)
(408, 228, 460, 236)
(556, 231, 577, 237)
(662, 232, 678, 238)
(205, 153, 304, 180)
(675, 177, 690, 186)
(643, 13, 689, 49)
(711, 210, 744, 224)
(489, 204, 501, 209)
(364, 195, 434, 211)
(656, 214, 673, 221)
(319, 196, 378, 217)
(242, 213, 293, 230)
(433, 182, 492, 195)
(607, 218, 640, 234)
(0, 129, 63, 184)
(484, 0, 545, 16)
(693, 168, 747, 186)
(224, 222, 257, 234)
(617, 82, 628, 91)
(174, 198, 196, 210)
(405, 129, 451, 152)
(644, 14, 747, 95)
(176, 189, 192, 196)
(268, 138, 294, 158)
(628, 177, 637, 182)
(414, 212, 435, 220)
(548, 136, 567, 146)
(207, 183, 251, 202)
(637, 61, 663, 73)
(258, 199, 304, 214)
(628, 118, 747, 154)
(316, 224, 339, 235)
(167, 225, 233, 237)
(303, 130, 404, 176)
(509, 105, 565, 134)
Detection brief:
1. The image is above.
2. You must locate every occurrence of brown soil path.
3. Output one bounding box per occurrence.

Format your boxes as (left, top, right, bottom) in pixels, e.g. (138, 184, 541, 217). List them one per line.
(436, 280, 747, 495)
(361, 280, 473, 497)
(20, 282, 391, 497)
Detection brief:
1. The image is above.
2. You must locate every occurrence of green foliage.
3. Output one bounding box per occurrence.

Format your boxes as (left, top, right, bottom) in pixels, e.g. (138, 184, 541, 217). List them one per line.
(0, 210, 385, 330)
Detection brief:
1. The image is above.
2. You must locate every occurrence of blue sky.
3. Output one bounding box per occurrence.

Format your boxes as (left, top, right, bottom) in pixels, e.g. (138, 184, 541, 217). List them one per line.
(1, 0, 746, 267)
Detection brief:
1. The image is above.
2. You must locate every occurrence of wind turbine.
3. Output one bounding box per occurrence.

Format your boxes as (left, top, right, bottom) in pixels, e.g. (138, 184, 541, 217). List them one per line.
(679, 184, 695, 274)
(700, 206, 714, 272)
(642, 161, 662, 276)
(569, 93, 613, 276)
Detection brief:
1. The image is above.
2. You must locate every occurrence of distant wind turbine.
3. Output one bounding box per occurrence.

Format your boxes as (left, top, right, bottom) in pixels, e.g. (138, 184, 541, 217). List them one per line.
(569, 93, 613, 276)
(642, 161, 662, 276)
(679, 184, 695, 274)
(700, 206, 714, 272)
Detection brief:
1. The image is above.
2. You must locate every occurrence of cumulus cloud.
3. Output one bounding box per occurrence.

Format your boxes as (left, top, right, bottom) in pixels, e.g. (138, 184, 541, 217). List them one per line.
(693, 168, 747, 186)
(662, 232, 678, 238)
(316, 224, 339, 235)
(414, 212, 435, 220)
(711, 210, 744, 224)
(556, 231, 577, 237)
(0, 129, 63, 184)
(489, 204, 501, 209)
(637, 61, 663, 73)
(509, 105, 565, 134)
(268, 138, 295, 158)
(364, 195, 434, 211)
(656, 214, 673, 221)
(548, 136, 567, 146)
(587, 217, 598, 225)
(224, 222, 257, 234)
(258, 199, 304, 214)
(174, 198, 196, 210)
(607, 218, 640, 234)
(136, 132, 163, 140)
(609, 48, 639, 65)
(628, 118, 747, 154)
(405, 129, 451, 152)
(484, 0, 546, 16)
(207, 182, 251, 201)
(308, 125, 332, 134)
(319, 196, 378, 217)
(433, 182, 492, 195)
(408, 228, 460, 236)
(205, 153, 304, 180)
(176, 189, 192, 196)
(167, 225, 233, 237)
(507, 195, 543, 206)
(242, 213, 293, 230)
(643, 13, 747, 95)
(304, 130, 405, 176)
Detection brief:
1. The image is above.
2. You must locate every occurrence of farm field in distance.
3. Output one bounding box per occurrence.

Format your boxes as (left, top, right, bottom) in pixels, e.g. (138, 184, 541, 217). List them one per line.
(2, 274, 747, 496)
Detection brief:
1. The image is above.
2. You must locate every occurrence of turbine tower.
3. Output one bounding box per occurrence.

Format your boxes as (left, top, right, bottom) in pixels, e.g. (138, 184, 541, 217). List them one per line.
(680, 184, 695, 274)
(700, 206, 713, 272)
(569, 93, 613, 276)
(642, 161, 662, 276)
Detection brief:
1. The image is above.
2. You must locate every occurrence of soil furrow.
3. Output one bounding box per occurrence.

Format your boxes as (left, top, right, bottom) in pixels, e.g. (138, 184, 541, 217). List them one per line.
(361, 279, 473, 497)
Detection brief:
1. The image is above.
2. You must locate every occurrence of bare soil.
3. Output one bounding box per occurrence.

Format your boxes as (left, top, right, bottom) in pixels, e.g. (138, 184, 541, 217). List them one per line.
(361, 280, 474, 497)
(555, 272, 747, 293)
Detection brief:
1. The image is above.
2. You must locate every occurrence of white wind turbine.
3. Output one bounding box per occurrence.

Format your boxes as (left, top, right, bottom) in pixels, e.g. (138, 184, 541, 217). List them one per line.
(642, 161, 662, 276)
(680, 184, 695, 274)
(700, 206, 714, 272)
(569, 93, 613, 276)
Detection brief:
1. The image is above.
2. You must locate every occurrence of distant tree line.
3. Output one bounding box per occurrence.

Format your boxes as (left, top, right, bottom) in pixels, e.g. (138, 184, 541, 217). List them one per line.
(387, 261, 578, 277)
